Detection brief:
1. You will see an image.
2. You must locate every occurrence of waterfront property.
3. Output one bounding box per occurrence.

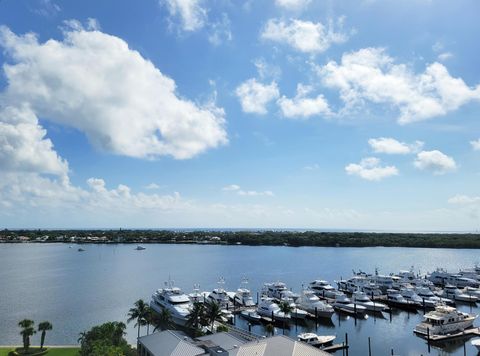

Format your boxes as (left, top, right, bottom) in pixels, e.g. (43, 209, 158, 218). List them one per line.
(137, 330, 330, 356)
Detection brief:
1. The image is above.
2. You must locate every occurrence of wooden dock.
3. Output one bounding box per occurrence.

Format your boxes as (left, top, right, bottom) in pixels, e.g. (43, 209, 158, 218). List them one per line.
(321, 343, 348, 353)
(415, 327, 480, 342)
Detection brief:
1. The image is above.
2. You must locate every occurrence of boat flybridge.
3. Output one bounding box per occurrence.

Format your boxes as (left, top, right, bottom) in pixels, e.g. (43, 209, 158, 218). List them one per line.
(264, 281, 300, 301)
(351, 290, 387, 312)
(297, 333, 336, 347)
(309, 280, 343, 298)
(298, 289, 335, 318)
(256, 297, 290, 322)
(208, 277, 230, 307)
(414, 304, 477, 336)
(150, 280, 192, 326)
(233, 277, 255, 307)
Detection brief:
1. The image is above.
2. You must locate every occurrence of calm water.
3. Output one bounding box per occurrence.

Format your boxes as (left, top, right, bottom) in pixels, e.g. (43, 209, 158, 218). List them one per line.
(0, 243, 479, 355)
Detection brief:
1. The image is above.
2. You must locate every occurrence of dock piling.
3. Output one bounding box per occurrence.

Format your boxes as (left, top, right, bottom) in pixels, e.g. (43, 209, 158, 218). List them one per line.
(345, 333, 349, 356)
(368, 336, 371, 356)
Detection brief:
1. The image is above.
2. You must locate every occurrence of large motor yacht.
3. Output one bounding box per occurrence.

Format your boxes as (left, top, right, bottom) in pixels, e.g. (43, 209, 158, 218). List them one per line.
(351, 290, 387, 312)
(414, 305, 477, 336)
(309, 280, 342, 299)
(208, 277, 230, 307)
(233, 278, 255, 307)
(414, 286, 454, 307)
(440, 285, 479, 303)
(150, 282, 192, 326)
(298, 289, 335, 318)
(263, 281, 300, 301)
(386, 289, 420, 311)
(256, 297, 291, 322)
(332, 293, 367, 315)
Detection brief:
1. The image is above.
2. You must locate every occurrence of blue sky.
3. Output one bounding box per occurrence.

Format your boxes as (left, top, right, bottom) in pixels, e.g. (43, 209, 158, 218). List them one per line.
(0, 0, 479, 230)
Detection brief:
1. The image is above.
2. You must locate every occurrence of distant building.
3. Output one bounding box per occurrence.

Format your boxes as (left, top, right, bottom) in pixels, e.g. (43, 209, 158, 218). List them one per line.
(137, 330, 330, 356)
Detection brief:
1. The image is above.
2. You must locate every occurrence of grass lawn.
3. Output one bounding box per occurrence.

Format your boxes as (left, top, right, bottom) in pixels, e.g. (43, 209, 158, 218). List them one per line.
(0, 348, 79, 356)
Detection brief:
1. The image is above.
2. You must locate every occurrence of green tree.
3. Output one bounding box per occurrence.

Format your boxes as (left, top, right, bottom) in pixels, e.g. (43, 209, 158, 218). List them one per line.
(78, 321, 133, 356)
(38, 321, 53, 350)
(18, 319, 36, 353)
(205, 300, 223, 332)
(278, 301, 293, 334)
(153, 308, 172, 332)
(127, 299, 149, 338)
(186, 302, 205, 330)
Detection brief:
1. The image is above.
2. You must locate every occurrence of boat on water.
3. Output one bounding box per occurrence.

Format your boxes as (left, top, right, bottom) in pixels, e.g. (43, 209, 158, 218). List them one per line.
(332, 293, 367, 315)
(240, 309, 262, 323)
(463, 286, 480, 298)
(414, 305, 477, 336)
(310, 280, 343, 299)
(77, 248, 85, 252)
(414, 286, 454, 307)
(188, 284, 204, 304)
(297, 333, 336, 347)
(386, 289, 420, 311)
(263, 281, 300, 302)
(361, 283, 384, 297)
(256, 298, 291, 322)
(150, 281, 192, 326)
(279, 297, 309, 319)
(298, 289, 334, 318)
(351, 290, 387, 312)
(208, 278, 230, 307)
(135, 245, 146, 250)
(440, 285, 479, 303)
(472, 338, 480, 351)
(401, 288, 437, 308)
(233, 278, 255, 307)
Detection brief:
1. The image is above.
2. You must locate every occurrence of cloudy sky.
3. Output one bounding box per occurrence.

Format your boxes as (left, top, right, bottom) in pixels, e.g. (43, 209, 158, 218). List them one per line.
(0, 0, 479, 230)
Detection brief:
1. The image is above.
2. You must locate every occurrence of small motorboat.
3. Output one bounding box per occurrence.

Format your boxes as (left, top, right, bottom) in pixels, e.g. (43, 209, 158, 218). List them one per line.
(240, 310, 262, 323)
(135, 245, 146, 250)
(297, 333, 336, 347)
(77, 248, 85, 252)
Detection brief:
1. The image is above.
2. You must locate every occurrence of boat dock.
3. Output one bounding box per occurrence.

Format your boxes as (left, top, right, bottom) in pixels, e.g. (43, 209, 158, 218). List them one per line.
(415, 327, 480, 342)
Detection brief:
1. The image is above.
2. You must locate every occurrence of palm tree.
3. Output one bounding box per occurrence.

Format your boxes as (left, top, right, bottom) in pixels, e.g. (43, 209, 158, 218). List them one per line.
(38, 321, 53, 350)
(18, 319, 36, 352)
(127, 299, 149, 338)
(205, 300, 223, 332)
(186, 302, 205, 330)
(278, 301, 293, 335)
(154, 308, 172, 332)
(77, 330, 87, 347)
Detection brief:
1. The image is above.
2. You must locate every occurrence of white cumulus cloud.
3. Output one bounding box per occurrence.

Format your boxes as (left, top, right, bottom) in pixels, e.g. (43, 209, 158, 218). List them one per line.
(448, 195, 480, 205)
(368, 137, 423, 154)
(414, 150, 457, 175)
(222, 184, 274, 197)
(260, 18, 349, 54)
(235, 78, 279, 114)
(0, 24, 227, 161)
(275, 0, 311, 10)
(317, 47, 480, 123)
(345, 157, 398, 181)
(471, 138, 480, 151)
(278, 84, 331, 119)
(162, 0, 207, 32)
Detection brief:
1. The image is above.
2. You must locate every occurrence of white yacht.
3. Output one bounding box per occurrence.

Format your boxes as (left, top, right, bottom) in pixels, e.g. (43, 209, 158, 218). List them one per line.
(298, 289, 335, 318)
(188, 284, 204, 304)
(370, 274, 394, 291)
(332, 293, 367, 315)
(309, 280, 342, 299)
(463, 286, 480, 298)
(150, 282, 192, 326)
(362, 283, 383, 297)
(279, 297, 309, 319)
(233, 278, 255, 307)
(351, 291, 387, 312)
(440, 285, 478, 303)
(386, 289, 420, 310)
(264, 281, 300, 301)
(256, 298, 291, 322)
(208, 278, 230, 307)
(414, 305, 477, 336)
(240, 309, 262, 323)
(415, 286, 454, 306)
(297, 333, 336, 347)
(428, 269, 452, 286)
(400, 288, 436, 308)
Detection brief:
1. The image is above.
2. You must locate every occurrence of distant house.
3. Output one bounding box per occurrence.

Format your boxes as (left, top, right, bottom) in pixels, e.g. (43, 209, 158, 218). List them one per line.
(137, 330, 330, 356)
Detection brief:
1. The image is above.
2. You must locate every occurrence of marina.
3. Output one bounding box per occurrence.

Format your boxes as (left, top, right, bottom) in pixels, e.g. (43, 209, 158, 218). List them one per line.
(1, 243, 480, 355)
